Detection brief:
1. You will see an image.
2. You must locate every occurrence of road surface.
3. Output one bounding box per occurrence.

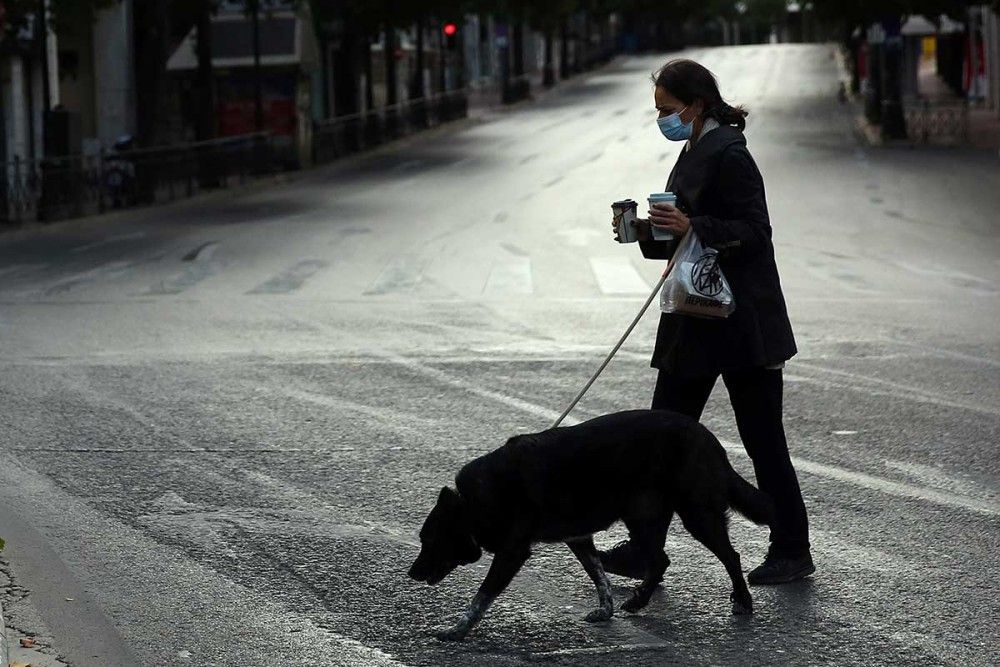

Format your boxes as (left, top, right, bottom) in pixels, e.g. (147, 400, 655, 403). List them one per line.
(0, 44, 998, 666)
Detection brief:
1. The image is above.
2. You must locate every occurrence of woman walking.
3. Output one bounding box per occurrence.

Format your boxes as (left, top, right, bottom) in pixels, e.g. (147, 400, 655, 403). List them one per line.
(603, 59, 813, 584)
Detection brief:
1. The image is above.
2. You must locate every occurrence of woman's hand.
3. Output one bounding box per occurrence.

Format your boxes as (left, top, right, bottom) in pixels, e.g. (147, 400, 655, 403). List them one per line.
(648, 203, 690, 236)
(610, 217, 652, 241)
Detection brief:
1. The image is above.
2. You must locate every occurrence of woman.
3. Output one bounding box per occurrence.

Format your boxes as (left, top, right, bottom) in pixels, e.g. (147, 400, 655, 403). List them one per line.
(602, 59, 813, 585)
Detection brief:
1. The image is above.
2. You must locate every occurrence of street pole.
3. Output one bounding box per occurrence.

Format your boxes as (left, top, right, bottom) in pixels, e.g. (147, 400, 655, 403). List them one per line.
(559, 18, 569, 79)
(252, 0, 263, 132)
(880, 18, 907, 140)
(38, 0, 50, 154)
(865, 23, 884, 125)
(543, 29, 554, 87)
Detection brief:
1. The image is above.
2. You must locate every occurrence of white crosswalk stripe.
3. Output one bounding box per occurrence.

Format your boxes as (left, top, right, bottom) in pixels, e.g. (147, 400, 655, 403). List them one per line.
(365, 256, 427, 295)
(483, 258, 533, 295)
(588, 256, 650, 294)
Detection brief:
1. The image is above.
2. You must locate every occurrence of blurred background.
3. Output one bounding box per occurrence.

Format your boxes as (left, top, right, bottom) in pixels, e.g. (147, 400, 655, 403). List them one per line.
(0, 0, 998, 223)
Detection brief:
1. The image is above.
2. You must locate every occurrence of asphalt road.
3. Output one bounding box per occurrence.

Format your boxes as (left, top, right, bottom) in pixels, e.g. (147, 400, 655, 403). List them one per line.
(1, 44, 998, 666)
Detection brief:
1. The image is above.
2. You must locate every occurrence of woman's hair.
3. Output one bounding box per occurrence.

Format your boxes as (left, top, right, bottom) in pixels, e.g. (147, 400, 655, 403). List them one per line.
(652, 59, 748, 130)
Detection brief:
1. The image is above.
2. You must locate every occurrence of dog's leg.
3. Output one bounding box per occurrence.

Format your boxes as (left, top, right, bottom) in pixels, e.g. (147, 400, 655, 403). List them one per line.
(436, 548, 530, 641)
(567, 538, 614, 622)
(620, 522, 670, 614)
(678, 508, 754, 615)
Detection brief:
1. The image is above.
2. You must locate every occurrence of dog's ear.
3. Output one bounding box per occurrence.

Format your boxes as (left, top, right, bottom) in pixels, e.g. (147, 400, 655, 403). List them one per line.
(458, 537, 483, 564)
(437, 486, 460, 506)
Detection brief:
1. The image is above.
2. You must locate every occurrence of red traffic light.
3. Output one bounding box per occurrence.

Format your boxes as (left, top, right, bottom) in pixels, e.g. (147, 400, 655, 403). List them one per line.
(443, 22, 457, 36)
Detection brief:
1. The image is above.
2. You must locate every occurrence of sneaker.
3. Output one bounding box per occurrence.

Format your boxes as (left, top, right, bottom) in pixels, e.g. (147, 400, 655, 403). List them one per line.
(597, 540, 669, 580)
(747, 552, 815, 585)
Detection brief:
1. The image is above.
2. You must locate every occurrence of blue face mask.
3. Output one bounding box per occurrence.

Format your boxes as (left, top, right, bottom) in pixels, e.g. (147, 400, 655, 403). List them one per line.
(657, 105, 692, 141)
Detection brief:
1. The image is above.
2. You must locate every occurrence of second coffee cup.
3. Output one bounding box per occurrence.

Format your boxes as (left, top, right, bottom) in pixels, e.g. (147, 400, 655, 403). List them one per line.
(647, 192, 678, 240)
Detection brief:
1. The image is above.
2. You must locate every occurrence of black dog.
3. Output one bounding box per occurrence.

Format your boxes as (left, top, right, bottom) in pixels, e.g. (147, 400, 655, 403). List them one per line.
(408, 409, 773, 641)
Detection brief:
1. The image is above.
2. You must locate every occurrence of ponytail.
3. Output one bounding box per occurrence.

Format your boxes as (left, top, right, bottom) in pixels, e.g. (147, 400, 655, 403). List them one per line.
(706, 101, 748, 130)
(652, 59, 749, 131)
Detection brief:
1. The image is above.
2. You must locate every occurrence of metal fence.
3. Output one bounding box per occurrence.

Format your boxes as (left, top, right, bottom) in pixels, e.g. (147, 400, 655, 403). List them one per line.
(312, 90, 468, 165)
(904, 99, 970, 144)
(0, 132, 288, 225)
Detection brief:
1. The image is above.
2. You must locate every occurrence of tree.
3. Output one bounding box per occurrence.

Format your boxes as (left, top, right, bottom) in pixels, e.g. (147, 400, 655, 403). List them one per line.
(134, 0, 171, 145)
(1, 0, 118, 40)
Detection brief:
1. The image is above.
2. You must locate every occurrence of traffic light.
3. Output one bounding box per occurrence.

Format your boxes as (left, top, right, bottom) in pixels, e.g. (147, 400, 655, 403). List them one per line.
(443, 21, 458, 50)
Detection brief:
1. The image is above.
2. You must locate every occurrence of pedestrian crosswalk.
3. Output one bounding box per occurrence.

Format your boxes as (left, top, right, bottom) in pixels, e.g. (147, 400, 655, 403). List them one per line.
(588, 256, 652, 295)
(0, 251, 665, 300)
(483, 258, 533, 295)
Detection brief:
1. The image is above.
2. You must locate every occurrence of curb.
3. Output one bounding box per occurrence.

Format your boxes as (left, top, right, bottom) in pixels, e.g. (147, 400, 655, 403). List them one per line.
(1, 595, 8, 667)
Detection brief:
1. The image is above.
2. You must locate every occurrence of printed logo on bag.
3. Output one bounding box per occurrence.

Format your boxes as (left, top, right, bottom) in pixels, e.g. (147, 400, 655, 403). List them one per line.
(691, 252, 724, 297)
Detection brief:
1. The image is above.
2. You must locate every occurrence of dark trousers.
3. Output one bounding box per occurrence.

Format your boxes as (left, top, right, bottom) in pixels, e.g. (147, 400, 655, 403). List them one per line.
(652, 367, 810, 557)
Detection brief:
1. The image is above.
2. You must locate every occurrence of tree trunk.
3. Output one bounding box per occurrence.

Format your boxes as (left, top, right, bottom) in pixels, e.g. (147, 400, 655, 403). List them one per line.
(332, 30, 361, 116)
(251, 0, 263, 131)
(410, 15, 425, 99)
(543, 29, 554, 87)
(559, 18, 570, 79)
(363, 35, 374, 111)
(195, 1, 215, 141)
(512, 20, 524, 77)
(385, 26, 398, 106)
(438, 20, 447, 93)
(134, 0, 170, 145)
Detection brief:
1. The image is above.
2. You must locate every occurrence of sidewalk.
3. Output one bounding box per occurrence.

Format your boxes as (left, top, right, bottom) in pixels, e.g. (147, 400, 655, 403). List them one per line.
(2, 555, 70, 667)
(844, 47, 1000, 152)
(466, 56, 625, 120)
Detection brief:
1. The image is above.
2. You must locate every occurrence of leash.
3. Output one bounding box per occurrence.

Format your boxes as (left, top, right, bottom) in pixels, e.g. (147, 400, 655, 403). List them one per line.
(550, 258, 677, 429)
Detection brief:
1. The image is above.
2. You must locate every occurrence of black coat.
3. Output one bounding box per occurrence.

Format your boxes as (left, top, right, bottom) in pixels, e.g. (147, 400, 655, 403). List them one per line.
(639, 125, 796, 377)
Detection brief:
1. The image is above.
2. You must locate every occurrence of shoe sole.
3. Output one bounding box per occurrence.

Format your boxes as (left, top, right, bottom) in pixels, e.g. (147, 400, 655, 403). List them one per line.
(748, 563, 816, 586)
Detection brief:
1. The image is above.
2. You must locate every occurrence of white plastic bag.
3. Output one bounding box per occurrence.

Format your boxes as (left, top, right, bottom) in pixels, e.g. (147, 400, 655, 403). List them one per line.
(659, 230, 735, 319)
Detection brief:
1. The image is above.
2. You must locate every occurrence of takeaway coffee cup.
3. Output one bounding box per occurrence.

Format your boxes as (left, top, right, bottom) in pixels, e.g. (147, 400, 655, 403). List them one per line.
(612, 199, 639, 243)
(648, 192, 678, 240)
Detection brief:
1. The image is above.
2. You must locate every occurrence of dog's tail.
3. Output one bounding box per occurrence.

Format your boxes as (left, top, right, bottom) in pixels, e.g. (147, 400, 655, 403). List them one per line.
(726, 466, 775, 526)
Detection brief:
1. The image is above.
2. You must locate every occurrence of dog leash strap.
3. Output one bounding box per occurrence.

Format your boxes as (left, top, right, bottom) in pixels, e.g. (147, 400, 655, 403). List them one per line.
(550, 259, 676, 429)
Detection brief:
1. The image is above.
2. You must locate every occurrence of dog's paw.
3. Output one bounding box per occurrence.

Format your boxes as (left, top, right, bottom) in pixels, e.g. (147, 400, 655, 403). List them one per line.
(583, 606, 613, 623)
(434, 625, 469, 642)
(620, 595, 646, 614)
(730, 593, 754, 616)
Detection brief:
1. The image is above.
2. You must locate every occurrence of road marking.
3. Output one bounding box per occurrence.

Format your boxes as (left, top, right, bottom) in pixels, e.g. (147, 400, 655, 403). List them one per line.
(883, 460, 996, 501)
(483, 258, 533, 295)
(71, 231, 145, 253)
(792, 360, 1000, 417)
(247, 259, 328, 294)
(388, 356, 997, 517)
(0, 263, 43, 279)
(0, 451, 410, 667)
(392, 159, 424, 172)
(893, 260, 994, 288)
(148, 262, 219, 295)
(534, 643, 674, 658)
(39, 260, 132, 295)
(589, 256, 649, 294)
(182, 241, 219, 262)
(720, 439, 998, 516)
(885, 339, 1000, 369)
(274, 386, 431, 437)
(554, 228, 604, 248)
(365, 256, 426, 295)
(383, 353, 580, 427)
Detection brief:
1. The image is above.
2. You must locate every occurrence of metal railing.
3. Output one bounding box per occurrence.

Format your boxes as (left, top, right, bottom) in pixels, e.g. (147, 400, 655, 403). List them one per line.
(0, 132, 289, 225)
(904, 99, 970, 144)
(311, 89, 468, 165)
